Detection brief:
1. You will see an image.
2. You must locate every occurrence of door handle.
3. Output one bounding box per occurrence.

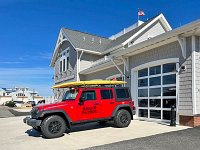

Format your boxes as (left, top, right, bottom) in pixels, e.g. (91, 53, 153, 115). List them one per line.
(110, 102, 114, 104)
(94, 103, 99, 105)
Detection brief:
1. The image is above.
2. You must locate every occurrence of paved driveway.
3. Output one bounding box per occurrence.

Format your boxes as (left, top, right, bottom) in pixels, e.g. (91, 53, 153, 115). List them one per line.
(0, 116, 189, 150)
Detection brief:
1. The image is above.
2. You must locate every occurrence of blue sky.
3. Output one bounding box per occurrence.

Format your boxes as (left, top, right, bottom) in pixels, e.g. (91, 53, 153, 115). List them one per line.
(0, 0, 200, 96)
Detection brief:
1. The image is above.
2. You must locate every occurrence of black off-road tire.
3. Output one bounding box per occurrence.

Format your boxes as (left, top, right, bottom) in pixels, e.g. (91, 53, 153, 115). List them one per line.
(114, 109, 131, 128)
(41, 115, 66, 139)
(33, 126, 41, 132)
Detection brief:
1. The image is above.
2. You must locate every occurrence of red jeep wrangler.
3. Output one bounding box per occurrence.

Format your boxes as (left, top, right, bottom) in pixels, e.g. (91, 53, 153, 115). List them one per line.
(24, 86, 135, 138)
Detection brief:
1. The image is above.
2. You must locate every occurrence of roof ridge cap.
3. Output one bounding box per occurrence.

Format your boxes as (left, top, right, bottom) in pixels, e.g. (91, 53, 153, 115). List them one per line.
(63, 27, 111, 40)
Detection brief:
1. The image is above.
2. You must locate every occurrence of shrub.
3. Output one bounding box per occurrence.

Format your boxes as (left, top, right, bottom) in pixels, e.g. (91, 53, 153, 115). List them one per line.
(5, 101, 16, 107)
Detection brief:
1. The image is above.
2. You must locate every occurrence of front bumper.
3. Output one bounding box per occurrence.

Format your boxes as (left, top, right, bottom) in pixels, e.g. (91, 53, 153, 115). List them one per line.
(23, 117, 42, 127)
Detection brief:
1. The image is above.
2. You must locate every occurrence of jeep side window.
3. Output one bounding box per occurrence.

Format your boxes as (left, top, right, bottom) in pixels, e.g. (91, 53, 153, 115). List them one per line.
(100, 90, 113, 100)
(81, 91, 96, 101)
(116, 89, 130, 99)
(62, 89, 78, 101)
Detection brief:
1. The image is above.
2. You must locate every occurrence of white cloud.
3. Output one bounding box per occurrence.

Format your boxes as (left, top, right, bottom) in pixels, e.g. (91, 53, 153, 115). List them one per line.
(0, 67, 54, 96)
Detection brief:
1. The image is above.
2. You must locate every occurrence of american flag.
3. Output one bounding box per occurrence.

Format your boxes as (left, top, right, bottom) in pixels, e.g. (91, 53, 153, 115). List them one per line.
(138, 10, 145, 16)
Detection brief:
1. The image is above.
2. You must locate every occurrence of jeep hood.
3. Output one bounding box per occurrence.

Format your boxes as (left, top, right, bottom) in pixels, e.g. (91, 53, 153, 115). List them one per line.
(36, 101, 67, 111)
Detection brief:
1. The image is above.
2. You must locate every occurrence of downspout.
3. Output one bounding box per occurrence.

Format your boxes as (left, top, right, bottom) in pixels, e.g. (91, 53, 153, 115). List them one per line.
(121, 56, 129, 87)
(111, 59, 123, 75)
(192, 35, 197, 115)
(111, 58, 125, 86)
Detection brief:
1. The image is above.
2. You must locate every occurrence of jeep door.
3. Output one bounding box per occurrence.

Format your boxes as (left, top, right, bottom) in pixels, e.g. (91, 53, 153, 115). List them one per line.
(77, 90, 101, 121)
(99, 88, 116, 118)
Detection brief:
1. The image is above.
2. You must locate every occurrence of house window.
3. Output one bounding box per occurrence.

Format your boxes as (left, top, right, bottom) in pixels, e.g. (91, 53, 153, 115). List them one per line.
(60, 61, 62, 73)
(59, 47, 70, 73)
(67, 57, 69, 70)
(63, 59, 66, 72)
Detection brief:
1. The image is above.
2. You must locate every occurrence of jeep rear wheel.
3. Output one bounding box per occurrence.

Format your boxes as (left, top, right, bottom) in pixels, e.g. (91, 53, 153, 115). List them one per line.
(41, 115, 66, 139)
(114, 109, 131, 128)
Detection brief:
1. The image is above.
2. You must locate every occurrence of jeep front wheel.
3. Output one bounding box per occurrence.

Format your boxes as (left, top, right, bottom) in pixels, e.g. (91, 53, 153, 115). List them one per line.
(41, 115, 66, 139)
(114, 109, 131, 128)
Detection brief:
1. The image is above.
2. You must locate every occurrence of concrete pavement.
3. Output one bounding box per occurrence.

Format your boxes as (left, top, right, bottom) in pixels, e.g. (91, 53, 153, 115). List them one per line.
(0, 116, 189, 150)
(86, 126, 200, 150)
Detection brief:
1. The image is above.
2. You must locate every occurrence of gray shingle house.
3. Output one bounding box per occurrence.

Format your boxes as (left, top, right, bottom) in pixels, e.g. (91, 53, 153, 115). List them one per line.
(50, 14, 200, 127)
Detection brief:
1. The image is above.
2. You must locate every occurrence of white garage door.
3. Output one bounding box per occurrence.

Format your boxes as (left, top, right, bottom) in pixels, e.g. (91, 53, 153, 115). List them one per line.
(137, 63, 177, 121)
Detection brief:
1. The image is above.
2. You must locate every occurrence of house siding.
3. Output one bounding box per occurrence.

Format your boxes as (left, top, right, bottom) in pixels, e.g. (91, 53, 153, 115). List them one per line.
(195, 36, 200, 114)
(84, 65, 124, 81)
(133, 21, 166, 45)
(54, 41, 77, 84)
(179, 37, 193, 116)
(54, 41, 77, 100)
(80, 53, 102, 72)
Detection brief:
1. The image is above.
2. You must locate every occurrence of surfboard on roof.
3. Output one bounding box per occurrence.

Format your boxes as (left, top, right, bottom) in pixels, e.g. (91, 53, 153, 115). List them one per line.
(52, 80, 126, 88)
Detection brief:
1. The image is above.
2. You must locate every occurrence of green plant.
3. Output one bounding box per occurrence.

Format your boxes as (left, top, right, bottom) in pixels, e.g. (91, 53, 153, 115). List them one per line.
(5, 101, 16, 107)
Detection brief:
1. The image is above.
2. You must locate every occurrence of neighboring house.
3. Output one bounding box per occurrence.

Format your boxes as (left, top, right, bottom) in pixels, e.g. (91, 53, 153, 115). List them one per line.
(0, 87, 44, 105)
(50, 13, 200, 127)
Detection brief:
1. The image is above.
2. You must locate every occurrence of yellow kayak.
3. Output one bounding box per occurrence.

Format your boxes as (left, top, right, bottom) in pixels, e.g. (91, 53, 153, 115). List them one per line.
(52, 80, 126, 88)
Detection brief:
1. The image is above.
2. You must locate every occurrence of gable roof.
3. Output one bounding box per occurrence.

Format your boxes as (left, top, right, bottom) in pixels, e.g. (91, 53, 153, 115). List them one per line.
(104, 16, 158, 51)
(51, 14, 171, 66)
(62, 13, 171, 54)
(62, 28, 112, 53)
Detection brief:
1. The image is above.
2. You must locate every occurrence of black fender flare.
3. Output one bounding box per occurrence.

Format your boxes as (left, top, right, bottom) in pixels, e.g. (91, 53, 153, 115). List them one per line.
(40, 110, 72, 128)
(112, 104, 133, 119)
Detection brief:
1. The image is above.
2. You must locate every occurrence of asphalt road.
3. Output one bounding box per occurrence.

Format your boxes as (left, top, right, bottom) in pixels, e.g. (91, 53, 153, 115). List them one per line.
(85, 126, 200, 150)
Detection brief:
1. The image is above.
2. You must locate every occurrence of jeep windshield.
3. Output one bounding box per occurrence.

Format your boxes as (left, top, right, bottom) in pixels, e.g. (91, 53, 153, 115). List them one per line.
(62, 89, 78, 101)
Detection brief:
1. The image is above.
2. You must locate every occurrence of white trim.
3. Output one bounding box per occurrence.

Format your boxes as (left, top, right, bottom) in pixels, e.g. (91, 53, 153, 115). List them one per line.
(50, 29, 73, 67)
(77, 50, 84, 81)
(192, 35, 197, 115)
(102, 14, 172, 55)
(76, 48, 102, 55)
(131, 58, 179, 121)
(76, 51, 79, 81)
(177, 36, 186, 59)
(176, 61, 180, 124)
(132, 58, 179, 71)
(122, 14, 171, 46)
(159, 14, 172, 31)
(112, 20, 200, 58)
